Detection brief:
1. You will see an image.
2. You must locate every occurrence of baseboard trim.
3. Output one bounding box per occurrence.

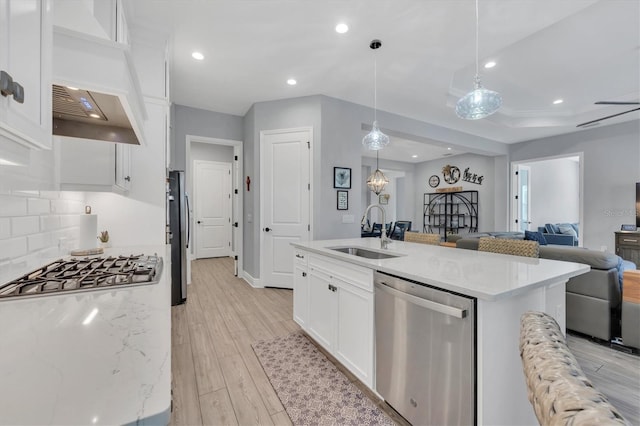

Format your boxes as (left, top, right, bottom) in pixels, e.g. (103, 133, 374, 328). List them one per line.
(242, 271, 263, 288)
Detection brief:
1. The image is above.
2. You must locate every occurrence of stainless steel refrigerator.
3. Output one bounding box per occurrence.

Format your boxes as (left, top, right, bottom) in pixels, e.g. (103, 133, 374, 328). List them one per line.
(168, 170, 189, 306)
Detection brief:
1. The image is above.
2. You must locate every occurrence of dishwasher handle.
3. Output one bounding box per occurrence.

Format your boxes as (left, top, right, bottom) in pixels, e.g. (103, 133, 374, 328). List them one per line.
(376, 281, 467, 319)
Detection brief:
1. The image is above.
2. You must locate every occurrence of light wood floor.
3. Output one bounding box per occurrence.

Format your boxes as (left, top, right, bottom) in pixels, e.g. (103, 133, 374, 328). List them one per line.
(171, 257, 639, 425)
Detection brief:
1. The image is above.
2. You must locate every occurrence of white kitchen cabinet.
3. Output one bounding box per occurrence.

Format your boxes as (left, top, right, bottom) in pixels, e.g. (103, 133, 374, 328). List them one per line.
(334, 276, 374, 385)
(293, 250, 309, 327)
(307, 266, 337, 351)
(0, 0, 52, 150)
(57, 136, 132, 194)
(53, 0, 129, 45)
(297, 253, 374, 387)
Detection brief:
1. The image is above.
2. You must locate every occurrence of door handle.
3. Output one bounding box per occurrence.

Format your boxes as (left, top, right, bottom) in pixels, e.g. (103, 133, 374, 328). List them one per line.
(264, 227, 272, 232)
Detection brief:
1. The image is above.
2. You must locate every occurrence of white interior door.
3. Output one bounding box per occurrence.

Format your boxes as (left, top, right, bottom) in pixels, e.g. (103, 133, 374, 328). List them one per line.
(261, 128, 311, 289)
(513, 164, 532, 232)
(194, 160, 232, 258)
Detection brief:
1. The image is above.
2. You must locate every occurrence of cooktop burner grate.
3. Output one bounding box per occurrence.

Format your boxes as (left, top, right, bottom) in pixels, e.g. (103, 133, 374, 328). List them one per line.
(0, 254, 162, 300)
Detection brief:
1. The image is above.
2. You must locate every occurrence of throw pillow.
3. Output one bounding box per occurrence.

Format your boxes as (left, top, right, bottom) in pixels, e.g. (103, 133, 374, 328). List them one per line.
(570, 223, 579, 237)
(558, 223, 578, 238)
(545, 223, 560, 234)
(524, 230, 548, 245)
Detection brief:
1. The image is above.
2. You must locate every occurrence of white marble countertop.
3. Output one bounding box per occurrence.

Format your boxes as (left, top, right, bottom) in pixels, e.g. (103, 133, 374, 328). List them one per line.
(292, 238, 590, 300)
(0, 245, 171, 426)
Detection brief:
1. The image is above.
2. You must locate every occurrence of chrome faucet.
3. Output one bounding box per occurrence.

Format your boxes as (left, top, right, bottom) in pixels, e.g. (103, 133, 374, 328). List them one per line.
(362, 204, 390, 249)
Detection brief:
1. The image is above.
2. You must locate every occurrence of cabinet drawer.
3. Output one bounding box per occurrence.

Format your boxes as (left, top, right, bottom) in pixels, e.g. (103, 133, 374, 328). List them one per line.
(294, 249, 308, 267)
(617, 234, 640, 248)
(308, 254, 373, 292)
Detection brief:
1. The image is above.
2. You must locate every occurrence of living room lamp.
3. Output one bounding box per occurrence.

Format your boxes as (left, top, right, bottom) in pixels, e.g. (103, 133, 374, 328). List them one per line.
(367, 150, 389, 195)
(362, 39, 390, 150)
(455, 0, 502, 120)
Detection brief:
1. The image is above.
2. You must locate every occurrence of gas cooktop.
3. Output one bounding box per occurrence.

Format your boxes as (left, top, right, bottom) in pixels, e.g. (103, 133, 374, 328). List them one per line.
(0, 254, 163, 300)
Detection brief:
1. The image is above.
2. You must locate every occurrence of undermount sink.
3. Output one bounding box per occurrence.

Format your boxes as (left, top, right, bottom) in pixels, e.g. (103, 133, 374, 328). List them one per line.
(329, 246, 402, 260)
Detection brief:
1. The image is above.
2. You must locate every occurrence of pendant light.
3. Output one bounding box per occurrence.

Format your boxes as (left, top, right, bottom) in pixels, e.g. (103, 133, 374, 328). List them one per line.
(367, 150, 389, 195)
(362, 39, 390, 150)
(455, 0, 502, 120)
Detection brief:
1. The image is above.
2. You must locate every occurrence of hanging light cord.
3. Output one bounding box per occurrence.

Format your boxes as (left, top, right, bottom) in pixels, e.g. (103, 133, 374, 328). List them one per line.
(376, 150, 379, 169)
(374, 51, 378, 122)
(474, 0, 480, 85)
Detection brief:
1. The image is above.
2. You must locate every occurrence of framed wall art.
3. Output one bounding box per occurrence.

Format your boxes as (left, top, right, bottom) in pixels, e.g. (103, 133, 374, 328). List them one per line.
(337, 190, 348, 210)
(334, 167, 351, 189)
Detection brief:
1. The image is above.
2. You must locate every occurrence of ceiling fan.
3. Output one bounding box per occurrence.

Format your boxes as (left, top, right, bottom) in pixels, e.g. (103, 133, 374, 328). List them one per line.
(577, 101, 640, 128)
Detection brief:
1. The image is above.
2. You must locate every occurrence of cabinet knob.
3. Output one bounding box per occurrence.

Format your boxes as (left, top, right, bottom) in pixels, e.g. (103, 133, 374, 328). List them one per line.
(302, 272, 307, 277)
(11, 81, 24, 104)
(0, 71, 14, 97)
(295, 254, 304, 259)
(124, 176, 131, 182)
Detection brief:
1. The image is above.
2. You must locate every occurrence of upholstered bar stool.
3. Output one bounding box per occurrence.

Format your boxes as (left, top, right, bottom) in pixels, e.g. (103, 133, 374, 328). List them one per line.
(478, 237, 540, 258)
(404, 231, 440, 245)
(519, 312, 628, 425)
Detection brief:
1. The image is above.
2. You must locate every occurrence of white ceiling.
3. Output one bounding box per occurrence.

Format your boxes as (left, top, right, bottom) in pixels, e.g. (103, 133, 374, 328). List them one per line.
(128, 0, 640, 154)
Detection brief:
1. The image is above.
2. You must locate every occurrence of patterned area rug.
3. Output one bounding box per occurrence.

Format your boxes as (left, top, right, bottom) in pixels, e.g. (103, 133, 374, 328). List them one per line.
(252, 332, 394, 426)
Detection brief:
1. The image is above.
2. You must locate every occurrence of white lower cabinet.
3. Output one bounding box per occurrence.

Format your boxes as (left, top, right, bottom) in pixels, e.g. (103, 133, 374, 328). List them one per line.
(293, 251, 374, 388)
(293, 250, 309, 327)
(307, 266, 337, 350)
(334, 276, 373, 384)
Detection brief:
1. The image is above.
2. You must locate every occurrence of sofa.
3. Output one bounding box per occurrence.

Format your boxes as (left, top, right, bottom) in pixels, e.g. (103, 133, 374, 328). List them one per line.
(537, 223, 579, 246)
(455, 236, 636, 341)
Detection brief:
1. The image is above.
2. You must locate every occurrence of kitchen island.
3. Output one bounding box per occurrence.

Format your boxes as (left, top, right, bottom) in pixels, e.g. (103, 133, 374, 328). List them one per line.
(0, 245, 171, 426)
(292, 238, 590, 425)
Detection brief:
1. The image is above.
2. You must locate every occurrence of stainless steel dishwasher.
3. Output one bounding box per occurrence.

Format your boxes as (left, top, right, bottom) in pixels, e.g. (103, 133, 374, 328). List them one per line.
(375, 271, 476, 426)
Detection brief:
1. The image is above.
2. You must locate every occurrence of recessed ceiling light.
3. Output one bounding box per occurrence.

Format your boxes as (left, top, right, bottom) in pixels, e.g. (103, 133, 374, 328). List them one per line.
(447, 147, 452, 150)
(553, 99, 564, 105)
(411, 155, 418, 158)
(287, 79, 297, 86)
(191, 51, 204, 61)
(67, 86, 79, 91)
(89, 113, 100, 118)
(484, 61, 496, 69)
(335, 23, 349, 34)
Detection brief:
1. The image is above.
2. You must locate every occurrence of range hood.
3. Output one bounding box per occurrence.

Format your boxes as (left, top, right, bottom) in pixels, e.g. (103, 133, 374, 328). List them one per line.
(52, 84, 139, 144)
(53, 27, 146, 145)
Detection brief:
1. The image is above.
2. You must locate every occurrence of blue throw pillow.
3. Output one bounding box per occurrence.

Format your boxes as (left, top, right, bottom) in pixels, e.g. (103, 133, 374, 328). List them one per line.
(570, 223, 579, 237)
(524, 230, 548, 245)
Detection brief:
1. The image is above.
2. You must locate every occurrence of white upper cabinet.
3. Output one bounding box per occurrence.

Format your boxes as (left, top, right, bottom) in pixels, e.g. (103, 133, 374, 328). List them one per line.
(53, 0, 129, 45)
(0, 0, 52, 150)
(57, 136, 132, 194)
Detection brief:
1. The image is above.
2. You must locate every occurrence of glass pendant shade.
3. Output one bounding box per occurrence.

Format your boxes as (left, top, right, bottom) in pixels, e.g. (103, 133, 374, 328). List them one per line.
(366, 168, 389, 195)
(455, 78, 503, 120)
(456, 0, 502, 120)
(362, 120, 390, 150)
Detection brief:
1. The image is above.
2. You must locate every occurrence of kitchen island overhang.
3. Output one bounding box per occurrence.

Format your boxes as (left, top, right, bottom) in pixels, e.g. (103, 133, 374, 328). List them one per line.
(0, 245, 171, 426)
(291, 238, 590, 426)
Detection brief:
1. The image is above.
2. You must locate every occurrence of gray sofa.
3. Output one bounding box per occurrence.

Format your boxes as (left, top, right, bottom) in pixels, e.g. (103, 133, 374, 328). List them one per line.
(455, 237, 636, 341)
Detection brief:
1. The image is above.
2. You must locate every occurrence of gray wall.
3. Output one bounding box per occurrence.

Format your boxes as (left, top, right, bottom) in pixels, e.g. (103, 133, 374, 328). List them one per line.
(528, 158, 580, 230)
(243, 96, 322, 278)
(510, 120, 640, 251)
(415, 153, 497, 233)
(171, 104, 243, 170)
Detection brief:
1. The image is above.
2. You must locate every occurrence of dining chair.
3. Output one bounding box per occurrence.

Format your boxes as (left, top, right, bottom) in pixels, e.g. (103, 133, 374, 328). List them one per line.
(404, 231, 440, 245)
(390, 221, 412, 240)
(478, 237, 539, 258)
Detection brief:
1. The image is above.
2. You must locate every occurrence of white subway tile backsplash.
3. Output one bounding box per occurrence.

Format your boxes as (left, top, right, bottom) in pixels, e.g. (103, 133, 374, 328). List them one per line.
(0, 218, 9, 239)
(0, 190, 86, 281)
(28, 198, 50, 215)
(41, 215, 61, 231)
(0, 237, 28, 261)
(11, 216, 40, 236)
(0, 196, 27, 217)
(28, 233, 51, 252)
